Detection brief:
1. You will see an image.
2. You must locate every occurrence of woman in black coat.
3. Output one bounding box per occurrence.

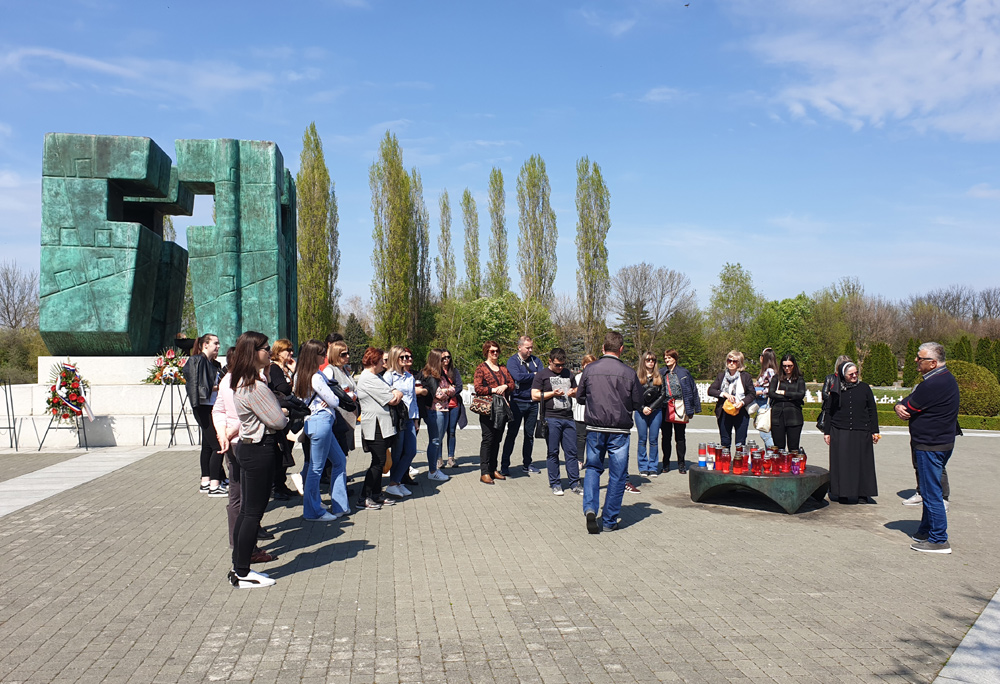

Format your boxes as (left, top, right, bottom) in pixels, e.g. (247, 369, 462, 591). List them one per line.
(768, 354, 807, 451)
(823, 361, 880, 503)
(707, 351, 757, 448)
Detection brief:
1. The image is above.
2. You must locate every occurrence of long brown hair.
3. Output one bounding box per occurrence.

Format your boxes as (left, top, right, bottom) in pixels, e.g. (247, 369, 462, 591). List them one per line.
(294, 339, 327, 399)
(422, 348, 443, 380)
(228, 331, 268, 390)
(636, 352, 662, 385)
(441, 348, 458, 383)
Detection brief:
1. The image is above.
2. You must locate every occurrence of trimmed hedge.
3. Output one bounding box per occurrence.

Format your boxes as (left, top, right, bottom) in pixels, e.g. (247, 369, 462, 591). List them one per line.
(864, 342, 897, 387)
(945, 360, 1000, 417)
(696, 403, 1000, 430)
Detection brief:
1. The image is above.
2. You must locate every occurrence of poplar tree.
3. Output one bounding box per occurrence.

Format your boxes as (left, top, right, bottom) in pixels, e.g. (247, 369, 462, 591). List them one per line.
(436, 190, 456, 300)
(461, 188, 481, 300)
(485, 167, 510, 297)
(296, 122, 338, 341)
(575, 156, 610, 355)
(370, 131, 414, 345)
(410, 168, 431, 334)
(516, 154, 557, 307)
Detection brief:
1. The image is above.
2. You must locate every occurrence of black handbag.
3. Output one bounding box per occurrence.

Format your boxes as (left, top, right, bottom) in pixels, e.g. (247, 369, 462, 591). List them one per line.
(535, 393, 548, 440)
(816, 401, 828, 432)
(389, 402, 408, 433)
(491, 394, 512, 429)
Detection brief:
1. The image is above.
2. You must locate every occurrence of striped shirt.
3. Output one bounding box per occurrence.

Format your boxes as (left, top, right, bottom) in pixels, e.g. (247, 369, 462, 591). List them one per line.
(234, 379, 288, 442)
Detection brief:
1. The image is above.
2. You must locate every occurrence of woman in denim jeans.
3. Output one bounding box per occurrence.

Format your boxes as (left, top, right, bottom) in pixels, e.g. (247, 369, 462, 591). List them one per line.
(440, 349, 463, 469)
(634, 352, 665, 478)
(754, 348, 778, 448)
(294, 339, 348, 522)
(420, 349, 456, 479)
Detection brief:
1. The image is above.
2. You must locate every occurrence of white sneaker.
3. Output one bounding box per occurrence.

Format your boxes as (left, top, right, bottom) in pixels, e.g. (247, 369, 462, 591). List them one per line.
(428, 470, 450, 482)
(409, 466, 420, 478)
(289, 473, 304, 495)
(902, 493, 923, 506)
(230, 569, 276, 589)
(385, 484, 409, 498)
(398, 484, 412, 496)
(304, 511, 337, 522)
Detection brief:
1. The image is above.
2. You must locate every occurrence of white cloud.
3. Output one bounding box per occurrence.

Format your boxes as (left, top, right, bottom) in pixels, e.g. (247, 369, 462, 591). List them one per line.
(731, 0, 1000, 139)
(966, 183, 1000, 199)
(0, 46, 275, 110)
(580, 8, 636, 37)
(641, 87, 681, 103)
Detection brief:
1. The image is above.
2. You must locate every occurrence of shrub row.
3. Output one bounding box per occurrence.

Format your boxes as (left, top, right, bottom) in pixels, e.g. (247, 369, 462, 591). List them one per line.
(695, 403, 1000, 430)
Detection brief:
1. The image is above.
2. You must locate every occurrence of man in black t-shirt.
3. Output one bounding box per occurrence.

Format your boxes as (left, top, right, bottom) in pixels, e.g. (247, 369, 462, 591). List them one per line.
(531, 348, 580, 496)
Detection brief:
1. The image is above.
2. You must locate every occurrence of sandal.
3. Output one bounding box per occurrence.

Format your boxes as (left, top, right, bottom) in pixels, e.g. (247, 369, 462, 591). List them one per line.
(446, 459, 457, 468)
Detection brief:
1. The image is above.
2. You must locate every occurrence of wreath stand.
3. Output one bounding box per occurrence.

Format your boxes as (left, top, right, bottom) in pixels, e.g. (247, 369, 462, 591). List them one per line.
(1, 379, 19, 451)
(144, 382, 195, 447)
(37, 411, 88, 451)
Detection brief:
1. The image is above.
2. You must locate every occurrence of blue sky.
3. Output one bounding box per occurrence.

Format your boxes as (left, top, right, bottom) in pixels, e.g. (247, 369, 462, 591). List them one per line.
(2, 0, 1000, 313)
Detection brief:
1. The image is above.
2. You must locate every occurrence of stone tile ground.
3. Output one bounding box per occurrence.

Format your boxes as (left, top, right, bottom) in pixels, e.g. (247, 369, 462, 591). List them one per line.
(0, 418, 997, 683)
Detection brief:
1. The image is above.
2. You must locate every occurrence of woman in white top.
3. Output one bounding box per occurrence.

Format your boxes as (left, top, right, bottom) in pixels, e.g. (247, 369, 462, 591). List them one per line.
(294, 339, 347, 522)
(754, 348, 778, 448)
(228, 331, 288, 589)
(573, 355, 597, 467)
(355, 347, 403, 510)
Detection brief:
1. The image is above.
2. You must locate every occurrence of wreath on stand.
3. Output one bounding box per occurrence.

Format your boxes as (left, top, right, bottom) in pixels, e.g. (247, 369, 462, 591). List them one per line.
(143, 349, 188, 385)
(46, 361, 93, 424)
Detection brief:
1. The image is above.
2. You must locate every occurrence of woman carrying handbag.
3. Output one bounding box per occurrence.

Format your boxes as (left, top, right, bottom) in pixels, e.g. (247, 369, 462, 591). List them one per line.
(660, 348, 700, 474)
(473, 340, 514, 484)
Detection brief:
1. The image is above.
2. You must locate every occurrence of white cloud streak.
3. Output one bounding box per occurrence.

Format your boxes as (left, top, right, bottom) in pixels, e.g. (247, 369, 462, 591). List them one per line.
(732, 0, 1000, 139)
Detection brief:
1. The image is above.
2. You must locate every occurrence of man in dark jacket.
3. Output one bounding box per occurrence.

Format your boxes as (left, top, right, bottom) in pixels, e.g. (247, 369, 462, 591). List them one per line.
(894, 342, 960, 554)
(575, 331, 644, 534)
(501, 336, 544, 474)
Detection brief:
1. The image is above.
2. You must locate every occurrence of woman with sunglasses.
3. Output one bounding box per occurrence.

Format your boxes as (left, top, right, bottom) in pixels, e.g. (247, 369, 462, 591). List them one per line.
(419, 349, 457, 480)
(634, 352, 665, 479)
(440, 349, 463, 469)
(768, 354, 807, 451)
(228, 332, 288, 588)
(707, 351, 757, 448)
(267, 339, 298, 500)
(473, 341, 514, 484)
(327, 340, 359, 458)
(823, 361, 880, 503)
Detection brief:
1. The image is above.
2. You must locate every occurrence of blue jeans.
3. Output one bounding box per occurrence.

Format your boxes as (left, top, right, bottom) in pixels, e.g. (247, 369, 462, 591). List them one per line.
(501, 399, 537, 471)
(754, 398, 774, 448)
(718, 411, 750, 448)
(446, 406, 460, 461)
(389, 419, 417, 483)
(303, 412, 349, 517)
(583, 431, 630, 529)
(915, 448, 953, 543)
(545, 417, 579, 488)
(425, 410, 449, 473)
(634, 409, 662, 473)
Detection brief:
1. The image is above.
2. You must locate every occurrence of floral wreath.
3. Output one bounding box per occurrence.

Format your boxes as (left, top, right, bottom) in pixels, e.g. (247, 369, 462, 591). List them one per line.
(46, 361, 93, 424)
(143, 348, 188, 385)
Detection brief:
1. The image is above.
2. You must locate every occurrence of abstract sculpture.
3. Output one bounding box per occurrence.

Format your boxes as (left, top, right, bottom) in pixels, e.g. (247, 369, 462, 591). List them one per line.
(39, 133, 297, 355)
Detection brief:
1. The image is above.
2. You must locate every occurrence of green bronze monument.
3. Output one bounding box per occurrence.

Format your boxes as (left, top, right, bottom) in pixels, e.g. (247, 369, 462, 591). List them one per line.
(39, 133, 297, 355)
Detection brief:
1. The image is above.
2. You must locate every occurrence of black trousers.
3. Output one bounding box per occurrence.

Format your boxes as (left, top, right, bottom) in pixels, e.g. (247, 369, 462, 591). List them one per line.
(480, 415, 505, 475)
(661, 420, 687, 467)
(361, 423, 388, 501)
(575, 420, 587, 463)
(194, 404, 224, 481)
(233, 436, 275, 576)
(772, 422, 803, 451)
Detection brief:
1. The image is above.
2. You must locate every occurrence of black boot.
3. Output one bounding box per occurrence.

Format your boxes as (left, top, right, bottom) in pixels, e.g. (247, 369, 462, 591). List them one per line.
(678, 459, 687, 474)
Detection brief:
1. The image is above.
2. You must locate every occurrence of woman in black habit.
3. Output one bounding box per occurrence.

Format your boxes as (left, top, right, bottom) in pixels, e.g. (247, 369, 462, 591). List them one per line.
(823, 361, 881, 503)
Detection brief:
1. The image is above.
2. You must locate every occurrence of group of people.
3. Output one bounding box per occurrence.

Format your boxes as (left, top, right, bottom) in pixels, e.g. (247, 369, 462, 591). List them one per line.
(184, 326, 962, 588)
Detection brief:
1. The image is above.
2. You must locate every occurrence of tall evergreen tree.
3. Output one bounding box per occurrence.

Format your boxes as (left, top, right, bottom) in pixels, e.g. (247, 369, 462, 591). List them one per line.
(485, 167, 510, 297)
(410, 168, 431, 336)
(435, 190, 456, 300)
(343, 313, 370, 362)
(516, 154, 557, 307)
(370, 131, 414, 345)
(296, 122, 338, 341)
(575, 156, 610, 356)
(952, 335, 973, 363)
(975, 336, 994, 372)
(460, 188, 481, 300)
(843, 339, 857, 363)
(902, 338, 920, 386)
(864, 342, 897, 387)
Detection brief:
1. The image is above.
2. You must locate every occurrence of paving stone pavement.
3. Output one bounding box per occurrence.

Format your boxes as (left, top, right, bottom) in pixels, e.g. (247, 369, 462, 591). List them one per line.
(0, 416, 997, 683)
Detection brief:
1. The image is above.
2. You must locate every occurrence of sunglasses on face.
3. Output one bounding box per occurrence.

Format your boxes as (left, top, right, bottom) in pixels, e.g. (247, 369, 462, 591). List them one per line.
(340, 352, 349, 357)
(489, 349, 499, 354)
(916, 356, 933, 362)
(782, 364, 794, 368)
(727, 359, 738, 364)
(401, 355, 412, 360)
(257, 345, 270, 352)
(553, 362, 564, 368)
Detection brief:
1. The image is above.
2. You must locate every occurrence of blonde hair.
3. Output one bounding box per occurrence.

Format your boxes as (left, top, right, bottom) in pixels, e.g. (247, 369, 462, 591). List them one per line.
(637, 352, 662, 385)
(387, 345, 408, 373)
(328, 340, 349, 367)
(270, 338, 293, 362)
(725, 350, 746, 372)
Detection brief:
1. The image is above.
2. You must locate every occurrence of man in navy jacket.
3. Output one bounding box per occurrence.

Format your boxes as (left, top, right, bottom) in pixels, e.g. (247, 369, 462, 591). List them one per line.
(501, 336, 543, 474)
(894, 342, 961, 554)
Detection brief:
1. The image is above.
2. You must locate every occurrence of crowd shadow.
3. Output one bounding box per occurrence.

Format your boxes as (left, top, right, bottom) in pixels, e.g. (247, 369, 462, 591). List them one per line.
(618, 501, 661, 529)
(256, 506, 374, 579)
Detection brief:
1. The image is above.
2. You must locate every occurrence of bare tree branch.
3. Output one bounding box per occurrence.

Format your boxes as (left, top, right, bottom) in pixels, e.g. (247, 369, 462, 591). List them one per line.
(0, 260, 39, 329)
